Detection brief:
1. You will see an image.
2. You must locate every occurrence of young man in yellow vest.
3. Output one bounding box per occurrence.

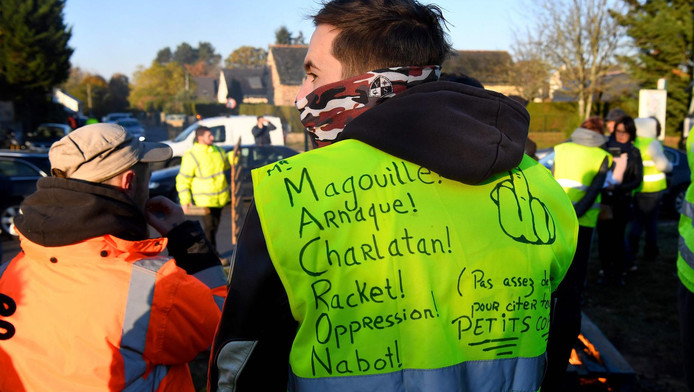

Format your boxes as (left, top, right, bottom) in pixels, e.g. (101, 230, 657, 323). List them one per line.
(209, 1, 578, 390)
(628, 117, 672, 264)
(176, 126, 231, 250)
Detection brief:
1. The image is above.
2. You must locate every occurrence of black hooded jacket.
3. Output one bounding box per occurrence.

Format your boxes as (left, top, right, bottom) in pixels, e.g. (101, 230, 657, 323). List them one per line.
(14, 177, 220, 274)
(209, 81, 530, 391)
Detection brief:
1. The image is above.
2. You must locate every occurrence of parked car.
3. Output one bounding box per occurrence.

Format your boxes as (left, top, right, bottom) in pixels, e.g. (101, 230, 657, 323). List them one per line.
(149, 145, 299, 202)
(23, 123, 71, 152)
(102, 112, 133, 123)
(163, 115, 285, 167)
(538, 145, 691, 216)
(0, 150, 50, 236)
(115, 118, 146, 141)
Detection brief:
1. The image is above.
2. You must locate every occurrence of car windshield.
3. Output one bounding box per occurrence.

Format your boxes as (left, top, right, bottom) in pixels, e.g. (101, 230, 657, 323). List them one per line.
(108, 114, 130, 121)
(26, 126, 66, 142)
(117, 119, 139, 127)
(174, 123, 199, 142)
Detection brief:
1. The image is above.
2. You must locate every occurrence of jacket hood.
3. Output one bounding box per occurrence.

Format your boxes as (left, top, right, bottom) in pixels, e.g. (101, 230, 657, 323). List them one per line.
(570, 127, 607, 147)
(14, 177, 149, 247)
(338, 81, 529, 184)
(634, 117, 658, 138)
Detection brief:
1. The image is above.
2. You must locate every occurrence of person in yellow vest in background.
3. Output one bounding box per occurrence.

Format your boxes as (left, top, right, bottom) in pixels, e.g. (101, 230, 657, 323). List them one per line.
(628, 117, 672, 266)
(543, 121, 612, 391)
(176, 126, 230, 251)
(208, 1, 579, 391)
(679, 127, 694, 392)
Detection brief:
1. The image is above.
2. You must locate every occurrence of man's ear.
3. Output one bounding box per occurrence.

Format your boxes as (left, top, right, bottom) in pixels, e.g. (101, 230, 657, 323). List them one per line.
(119, 169, 136, 192)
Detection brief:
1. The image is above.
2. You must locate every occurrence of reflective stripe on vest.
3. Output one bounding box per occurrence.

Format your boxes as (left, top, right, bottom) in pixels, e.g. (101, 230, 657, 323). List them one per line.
(678, 218, 694, 293)
(190, 147, 228, 180)
(252, 139, 578, 389)
(555, 179, 588, 191)
(677, 136, 694, 292)
(290, 354, 544, 392)
(683, 199, 694, 221)
(121, 257, 169, 390)
(553, 142, 611, 228)
(0, 258, 11, 279)
(634, 137, 667, 193)
(644, 173, 666, 183)
(678, 236, 694, 270)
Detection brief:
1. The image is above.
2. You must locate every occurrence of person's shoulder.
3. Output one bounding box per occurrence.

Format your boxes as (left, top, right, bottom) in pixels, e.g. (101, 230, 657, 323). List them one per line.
(211, 144, 227, 154)
(647, 139, 664, 150)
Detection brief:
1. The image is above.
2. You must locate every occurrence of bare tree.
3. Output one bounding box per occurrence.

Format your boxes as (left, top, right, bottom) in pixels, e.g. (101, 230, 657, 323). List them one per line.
(515, 0, 625, 119)
(510, 31, 551, 102)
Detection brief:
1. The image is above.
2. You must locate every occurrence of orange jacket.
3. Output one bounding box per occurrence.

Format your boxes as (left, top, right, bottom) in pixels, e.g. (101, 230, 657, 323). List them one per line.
(0, 233, 227, 391)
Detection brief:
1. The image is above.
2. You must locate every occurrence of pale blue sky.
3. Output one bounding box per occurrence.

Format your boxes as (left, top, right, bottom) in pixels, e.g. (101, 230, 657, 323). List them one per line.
(64, 0, 523, 79)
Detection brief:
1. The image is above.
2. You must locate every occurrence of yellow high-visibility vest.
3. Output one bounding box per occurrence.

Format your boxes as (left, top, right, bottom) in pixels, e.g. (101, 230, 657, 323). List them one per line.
(252, 139, 578, 391)
(554, 142, 612, 228)
(678, 136, 694, 293)
(176, 143, 230, 208)
(634, 136, 667, 193)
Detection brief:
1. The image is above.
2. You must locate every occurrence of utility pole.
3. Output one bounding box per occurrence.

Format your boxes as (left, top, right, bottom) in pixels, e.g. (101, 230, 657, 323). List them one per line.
(87, 84, 92, 113)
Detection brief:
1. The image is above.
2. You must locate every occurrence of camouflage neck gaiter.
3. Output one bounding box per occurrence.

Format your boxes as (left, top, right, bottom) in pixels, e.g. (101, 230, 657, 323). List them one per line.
(295, 65, 441, 148)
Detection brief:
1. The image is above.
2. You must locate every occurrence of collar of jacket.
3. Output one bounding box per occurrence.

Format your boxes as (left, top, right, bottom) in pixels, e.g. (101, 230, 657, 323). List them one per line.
(192, 143, 217, 153)
(337, 80, 529, 185)
(14, 177, 150, 247)
(17, 232, 168, 265)
(569, 127, 607, 147)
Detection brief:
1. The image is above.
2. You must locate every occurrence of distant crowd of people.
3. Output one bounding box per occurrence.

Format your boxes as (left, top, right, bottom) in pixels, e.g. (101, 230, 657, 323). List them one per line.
(541, 107, 682, 389)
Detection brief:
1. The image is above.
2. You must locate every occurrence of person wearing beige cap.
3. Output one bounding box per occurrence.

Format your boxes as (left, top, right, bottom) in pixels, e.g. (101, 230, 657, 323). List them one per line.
(0, 123, 227, 391)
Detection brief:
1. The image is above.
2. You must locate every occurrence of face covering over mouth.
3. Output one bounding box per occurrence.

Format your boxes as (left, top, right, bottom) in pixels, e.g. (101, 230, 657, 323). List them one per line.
(295, 65, 440, 148)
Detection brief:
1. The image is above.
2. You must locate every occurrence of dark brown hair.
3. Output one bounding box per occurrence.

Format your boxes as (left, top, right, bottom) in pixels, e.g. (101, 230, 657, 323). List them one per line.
(580, 116, 605, 134)
(313, 0, 451, 77)
(614, 116, 637, 142)
(195, 126, 211, 140)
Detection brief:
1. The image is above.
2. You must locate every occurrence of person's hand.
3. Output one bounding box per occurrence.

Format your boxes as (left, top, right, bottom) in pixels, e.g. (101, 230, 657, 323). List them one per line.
(490, 167, 556, 245)
(146, 196, 185, 236)
(182, 203, 192, 214)
(611, 153, 627, 184)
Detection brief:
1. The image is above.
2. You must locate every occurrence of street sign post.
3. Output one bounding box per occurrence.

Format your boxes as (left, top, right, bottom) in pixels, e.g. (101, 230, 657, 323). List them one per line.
(639, 89, 667, 140)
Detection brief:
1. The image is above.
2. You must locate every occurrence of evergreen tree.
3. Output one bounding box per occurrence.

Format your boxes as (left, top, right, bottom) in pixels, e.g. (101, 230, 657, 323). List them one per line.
(0, 0, 73, 128)
(155, 47, 172, 64)
(293, 31, 306, 45)
(104, 74, 130, 113)
(275, 26, 293, 45)
(613, 0, 694, 136)
(197, 42, 221, 67)
(173, 43, 197, 65)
